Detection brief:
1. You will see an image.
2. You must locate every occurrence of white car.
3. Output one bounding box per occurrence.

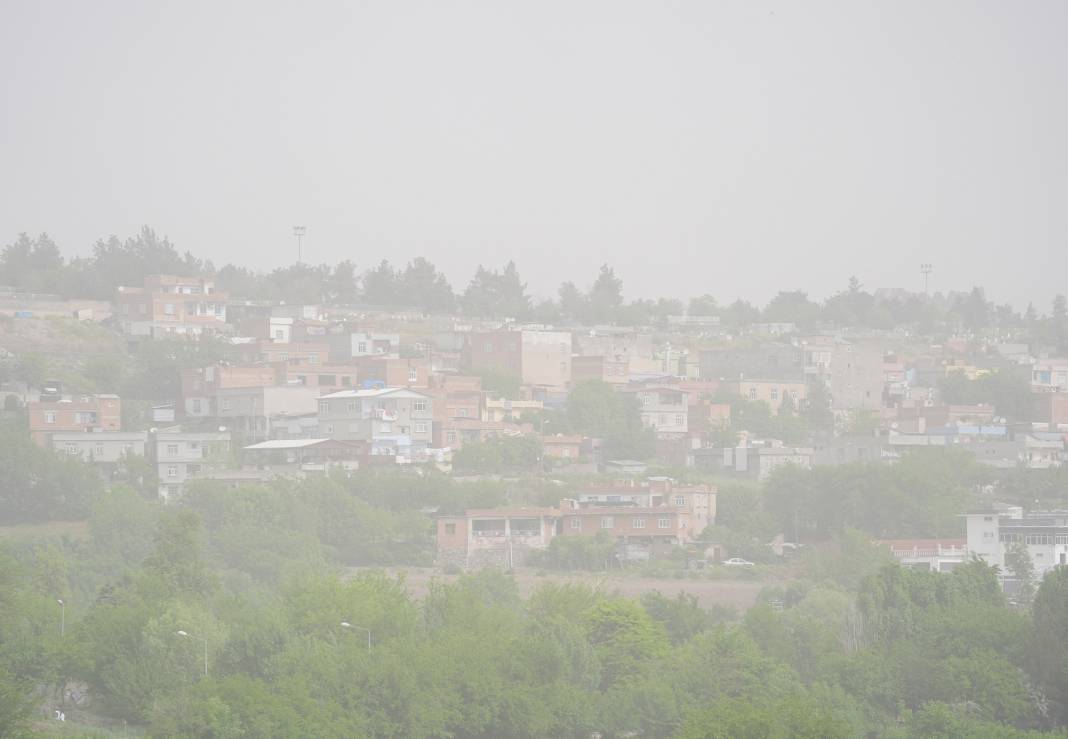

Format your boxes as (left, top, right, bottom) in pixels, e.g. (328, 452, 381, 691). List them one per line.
(723, 557, 755, 567)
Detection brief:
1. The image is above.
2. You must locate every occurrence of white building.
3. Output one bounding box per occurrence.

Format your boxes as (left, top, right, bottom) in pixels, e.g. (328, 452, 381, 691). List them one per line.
(156, 431, 232, 501)
(317, 387, 433, 460)
(965, 507, 1068, 583)
(52, 432, 147, 464)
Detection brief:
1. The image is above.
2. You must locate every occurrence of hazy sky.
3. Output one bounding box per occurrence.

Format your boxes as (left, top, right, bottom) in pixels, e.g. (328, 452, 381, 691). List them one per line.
(2, 1, 1066, 308)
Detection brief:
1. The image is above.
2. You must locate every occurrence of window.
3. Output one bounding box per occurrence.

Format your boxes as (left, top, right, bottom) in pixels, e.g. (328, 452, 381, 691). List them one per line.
(600, 516, 614, 529)
(308, 354, 319, 364)
(44, 411, 56, 424)
(274, 330, 284, 340)
(570, 518, 581, 530)
(658, 518, 670, 529)
(324, 424, 333, 434)
(187, 464, 201, 475)
(164, 303, 175, 315)
(167, 465, 178, 478)
(632, 518, 646, 529)
(357, 342, 367, 353)
(445, 523, 456, 535)
(413, 401, 427, 412)
(748, 388, 757, 400)
(771, 387, 779, 401)
(675, 414, 683, 426)
(191, 399, 202, 413)
(319, 375, 336, 386)
(414, 422, 427, 433)
(167, 444, 179, 455)
(409, 368, 418, 383)
(95, 444, 105, 457)
(484, 342, 493, 353)
(221, 398, 233, 411)
(446, 431, 456, 444)
(347, 401, 357, 412)
(66, 444, 78, 455)
(459, 408, 468, 418)
(641, 395, 651, 406)
(319, 402, 330, 414)
(674, 495, 685, 506)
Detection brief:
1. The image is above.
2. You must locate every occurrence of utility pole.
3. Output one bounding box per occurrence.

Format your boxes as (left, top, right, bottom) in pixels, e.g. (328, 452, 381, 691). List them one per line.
(57, 599, 65, 637)
(920, 263, 933, 294)
(293, 226, 307, 263)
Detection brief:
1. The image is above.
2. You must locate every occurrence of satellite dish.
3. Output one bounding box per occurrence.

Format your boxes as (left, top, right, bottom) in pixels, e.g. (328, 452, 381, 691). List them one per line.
(149, 427, 158, 434)
(218, 426, 227, 432)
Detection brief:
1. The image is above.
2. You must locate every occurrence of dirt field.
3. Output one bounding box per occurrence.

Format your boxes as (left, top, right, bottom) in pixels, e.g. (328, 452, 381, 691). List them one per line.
(362, 567, 772, 612)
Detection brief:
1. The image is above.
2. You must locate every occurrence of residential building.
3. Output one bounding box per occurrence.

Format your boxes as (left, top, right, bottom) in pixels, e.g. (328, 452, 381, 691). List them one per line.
(256, 342, 329, 366)
(181, 365, 278, 418)
(560, 479, 716, 552)
(541, 434, 584, 460)
(727, 379, 807, 414)
(317, 387, 434, 459)
(463, 330, 572, 389)
(215, 385, 320, 440)
(156, 431, 232, 501)
(1032, 387, 1068, 429)
(354, 357, 430, 388)
(28, 393, 122, 446)
(619, 385, 688, 439)
(699, 344, 803, 382)
(878, 539, 967, 572)
(52, 432, 147, 464)
(1032, 359, 1068, 391)
(328, 331, 400, 362)
(242, 438, 363, 474)
(697, 436, 813, 480)
(114, 275, 228, 337)
(484, 398, 543, 423)
(829, 341, 887, 413)
(571, 355, 632, 385)
(436, 507, 561, 569)
(965, 508, 1068, 585)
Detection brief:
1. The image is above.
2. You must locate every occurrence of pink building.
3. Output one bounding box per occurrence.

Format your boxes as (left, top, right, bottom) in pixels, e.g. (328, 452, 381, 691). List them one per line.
(436, 507, 561, 569)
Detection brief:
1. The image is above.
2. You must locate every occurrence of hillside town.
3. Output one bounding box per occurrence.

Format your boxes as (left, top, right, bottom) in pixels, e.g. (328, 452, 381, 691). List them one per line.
(4, 245, 1068, 585)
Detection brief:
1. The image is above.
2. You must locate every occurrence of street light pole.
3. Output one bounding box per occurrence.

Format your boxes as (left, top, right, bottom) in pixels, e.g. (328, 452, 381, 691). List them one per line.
(176, 630, 208, 677)
(293, 226, 307, 264)
(57, 599, 64, 637)
(340, 621, 371, 651)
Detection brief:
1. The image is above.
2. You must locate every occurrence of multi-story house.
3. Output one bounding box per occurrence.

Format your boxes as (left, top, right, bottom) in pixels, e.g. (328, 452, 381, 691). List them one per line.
(215, 385, 320, 440)
(114, 275, 228, 337)
(571, 354, 630, 385)
(1032, 359, 1068, 391)
(699, 343, 804, 383)
(28, 393, 122, 446)
(181, 365, 278, 418)
(462, 330, 572, 389)
(965, 507, 1068, 586)
(559, 478, 716, 553)
(354, 357, 430, 388)
(327, 331, 401, 362)
(829, 340, 887, 414)
(436, 506, 562, 569)
(155, 431, 232, 500)
(619, 385, 688, 439)
(728, 379, 807, 414)
(317, 387, 434, 459)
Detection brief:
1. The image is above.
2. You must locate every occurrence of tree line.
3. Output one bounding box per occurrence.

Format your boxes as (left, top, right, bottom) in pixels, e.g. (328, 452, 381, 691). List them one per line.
(4, 229, 1067, 342)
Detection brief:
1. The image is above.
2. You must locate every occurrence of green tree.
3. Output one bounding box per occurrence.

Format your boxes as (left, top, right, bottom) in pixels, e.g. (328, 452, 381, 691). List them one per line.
(1004, 541, 1035, 609)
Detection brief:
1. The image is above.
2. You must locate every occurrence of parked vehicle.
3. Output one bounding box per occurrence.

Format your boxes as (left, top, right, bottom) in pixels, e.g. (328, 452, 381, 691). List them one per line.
(723, 557, 755, 567)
